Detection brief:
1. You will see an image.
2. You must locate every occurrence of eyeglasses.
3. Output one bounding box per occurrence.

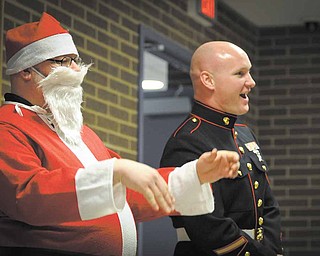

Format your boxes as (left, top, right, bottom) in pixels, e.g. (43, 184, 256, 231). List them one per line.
(46, 56, 82, 67)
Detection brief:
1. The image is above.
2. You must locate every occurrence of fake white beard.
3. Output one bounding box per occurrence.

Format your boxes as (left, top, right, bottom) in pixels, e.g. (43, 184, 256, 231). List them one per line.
(37, 65, 90, 145)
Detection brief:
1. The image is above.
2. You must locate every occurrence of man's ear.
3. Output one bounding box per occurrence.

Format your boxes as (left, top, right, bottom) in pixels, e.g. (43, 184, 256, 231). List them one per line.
(200, 71, 215, 90)
(20, 68, 32, 80)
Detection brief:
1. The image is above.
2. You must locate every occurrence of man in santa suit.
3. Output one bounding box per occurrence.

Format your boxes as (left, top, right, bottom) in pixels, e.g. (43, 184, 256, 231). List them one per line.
(0, 12, 240, 256)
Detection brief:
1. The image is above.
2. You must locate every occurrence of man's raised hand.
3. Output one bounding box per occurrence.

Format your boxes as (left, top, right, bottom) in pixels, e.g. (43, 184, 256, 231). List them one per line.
(196, 149, 240, 184)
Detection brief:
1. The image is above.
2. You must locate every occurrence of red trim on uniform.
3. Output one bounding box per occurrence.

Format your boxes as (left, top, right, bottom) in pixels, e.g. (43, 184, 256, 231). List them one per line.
(191, 117, 201, 134)
(265, 172, 271, 185)
(232, 128, 242, 155)
(247, 174, 258, 229)
(191, 114, 232, 130)
(173, 117, 193, 137)
(235, 123, 247, 127)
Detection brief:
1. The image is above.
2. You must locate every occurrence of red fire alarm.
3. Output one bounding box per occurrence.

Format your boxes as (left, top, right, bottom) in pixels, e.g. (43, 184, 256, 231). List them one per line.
(200, 0, 215, 20)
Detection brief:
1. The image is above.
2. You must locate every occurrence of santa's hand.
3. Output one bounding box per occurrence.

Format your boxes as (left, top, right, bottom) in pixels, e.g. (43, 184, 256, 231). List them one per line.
(113, 159, 174, 213)
(196, 148, 240, 184)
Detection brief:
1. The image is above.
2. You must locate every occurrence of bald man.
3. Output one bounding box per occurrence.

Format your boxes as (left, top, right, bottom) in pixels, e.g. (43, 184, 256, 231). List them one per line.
(161, 41, 283, 256)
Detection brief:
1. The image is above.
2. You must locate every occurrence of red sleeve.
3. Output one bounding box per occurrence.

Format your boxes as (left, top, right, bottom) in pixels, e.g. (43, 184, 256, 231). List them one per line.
(107, 148, 121, 159)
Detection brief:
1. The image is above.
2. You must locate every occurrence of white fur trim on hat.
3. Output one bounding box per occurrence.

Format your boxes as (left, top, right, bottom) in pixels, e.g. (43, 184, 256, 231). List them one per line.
(6, 33, 78, 75)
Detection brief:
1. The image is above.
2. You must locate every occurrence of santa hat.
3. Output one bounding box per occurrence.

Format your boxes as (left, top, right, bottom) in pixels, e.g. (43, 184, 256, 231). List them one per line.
(5, 12, 78, 75)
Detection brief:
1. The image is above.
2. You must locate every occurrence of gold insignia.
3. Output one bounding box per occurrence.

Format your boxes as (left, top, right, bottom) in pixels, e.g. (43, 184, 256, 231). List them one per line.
(192, 117, 197, 123)
(223, 117, 230, 125)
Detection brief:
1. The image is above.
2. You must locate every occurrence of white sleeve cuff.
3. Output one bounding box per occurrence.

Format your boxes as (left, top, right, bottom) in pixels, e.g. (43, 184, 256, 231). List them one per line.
(75, 158, 126, 220)
(168, 159, 214, 215)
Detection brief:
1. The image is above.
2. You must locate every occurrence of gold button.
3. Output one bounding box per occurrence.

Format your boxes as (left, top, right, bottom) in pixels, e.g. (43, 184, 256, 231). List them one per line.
(239, 146, 244, 154)
(254, 181, 259, 189)
(246, 163, 252, 171)
(245, 252, 250, 256)
(256, 227, 263, 240)
(238, 170, 242, 176)
(259, 217, 264, 226)
(262, 165, 267, 171)
(257, 199, 263, 207)
(256, 233, 264, 241)
(192, 117, 197, 123)
(223, 117, 230, 125)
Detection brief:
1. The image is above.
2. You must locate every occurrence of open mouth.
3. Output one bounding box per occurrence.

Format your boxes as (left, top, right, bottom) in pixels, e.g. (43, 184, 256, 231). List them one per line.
(240, 94, 247, 99)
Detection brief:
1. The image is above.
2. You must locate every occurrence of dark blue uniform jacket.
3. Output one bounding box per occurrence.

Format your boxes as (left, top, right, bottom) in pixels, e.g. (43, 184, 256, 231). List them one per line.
(160, 100, 283, 256)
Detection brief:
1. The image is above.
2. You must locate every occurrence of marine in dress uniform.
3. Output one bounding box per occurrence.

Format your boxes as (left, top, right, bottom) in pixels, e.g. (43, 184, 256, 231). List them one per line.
(160, 100, 283, 256)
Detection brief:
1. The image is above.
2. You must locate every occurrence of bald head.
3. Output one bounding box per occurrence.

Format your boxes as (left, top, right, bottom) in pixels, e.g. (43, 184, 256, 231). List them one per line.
(190, 41, 247, 83)
(189, 41, 255, 114)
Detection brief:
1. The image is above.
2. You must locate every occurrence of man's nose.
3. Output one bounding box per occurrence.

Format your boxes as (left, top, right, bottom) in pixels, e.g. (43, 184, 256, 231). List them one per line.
(246, 74, 256, 88)
(70, 60, 81, 71)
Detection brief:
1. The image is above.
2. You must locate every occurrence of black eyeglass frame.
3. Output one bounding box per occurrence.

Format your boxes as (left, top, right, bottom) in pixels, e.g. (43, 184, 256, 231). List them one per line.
(46, 56, 82, 67)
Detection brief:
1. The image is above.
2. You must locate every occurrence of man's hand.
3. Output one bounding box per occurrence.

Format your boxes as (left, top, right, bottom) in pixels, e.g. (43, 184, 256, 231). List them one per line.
(196, 149, 240, 184)
(113, 159, 175, 213)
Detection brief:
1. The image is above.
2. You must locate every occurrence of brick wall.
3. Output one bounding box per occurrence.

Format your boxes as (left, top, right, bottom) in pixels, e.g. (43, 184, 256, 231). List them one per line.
(1, 0, 319, 255)
(256, 26, 320, 255)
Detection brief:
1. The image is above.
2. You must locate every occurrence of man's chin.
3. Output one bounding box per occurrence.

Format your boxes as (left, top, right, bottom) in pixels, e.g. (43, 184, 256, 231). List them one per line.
(230, 105, 249, 116)
(239, 107, 250, 116)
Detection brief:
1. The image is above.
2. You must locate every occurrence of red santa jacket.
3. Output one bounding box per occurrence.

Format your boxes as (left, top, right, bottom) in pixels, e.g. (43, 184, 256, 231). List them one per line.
(0, 102, 213, 256)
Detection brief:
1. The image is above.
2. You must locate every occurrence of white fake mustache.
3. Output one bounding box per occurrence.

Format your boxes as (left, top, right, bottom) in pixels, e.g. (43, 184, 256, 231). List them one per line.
(37, 64, 91, 145)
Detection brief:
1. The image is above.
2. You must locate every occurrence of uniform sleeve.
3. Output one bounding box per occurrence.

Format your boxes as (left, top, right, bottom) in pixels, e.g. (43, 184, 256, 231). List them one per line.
(0, 123, 125, 226)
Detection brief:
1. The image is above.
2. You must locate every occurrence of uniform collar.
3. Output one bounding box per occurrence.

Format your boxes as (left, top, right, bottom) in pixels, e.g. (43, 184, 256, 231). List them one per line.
(191, 100, 237, 129)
